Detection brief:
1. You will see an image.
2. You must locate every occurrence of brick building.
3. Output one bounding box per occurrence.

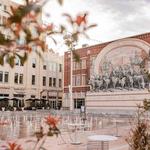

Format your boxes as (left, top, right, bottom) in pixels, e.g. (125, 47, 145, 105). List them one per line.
(63, 32, 150, 110)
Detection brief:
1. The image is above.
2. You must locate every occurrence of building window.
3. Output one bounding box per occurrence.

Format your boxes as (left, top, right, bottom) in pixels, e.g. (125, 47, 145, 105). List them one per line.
(14, 73, 23, 84)
(59, 79, 62, 87)
(3, 5, 6, 10)
(0, 71, 3, 82)
(14, 73, 18, 84)
(0, 93, 9, 97)
(31, 95, 36, 98)
(76, 75, 81, 86)
(32, 75, 35, 85)
(59, 64, 62, 72)
(15, 58, 19, 66)
(74, 99, 85, 109)
(82, 75, 86, 85)
(43, 76, 46, 86)
(43, 64, 46, 70)
(32, 58, 36, 68)
(81, 59, 86, 69)
(53, 78, 56, 87)
(19, 74, 23, 84)
(72, 76, 75, 86)
(75, 62, 81, 70)
(13, 94, 24, 98)
(49, 77, 52, 87)
(15, 57, 23, 66)
(4, 72, 9, 83)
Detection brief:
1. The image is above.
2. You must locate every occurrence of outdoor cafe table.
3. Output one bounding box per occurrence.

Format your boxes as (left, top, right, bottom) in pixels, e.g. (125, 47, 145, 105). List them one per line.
(87, 135, 118, 150)
(67, 123, 85, 145)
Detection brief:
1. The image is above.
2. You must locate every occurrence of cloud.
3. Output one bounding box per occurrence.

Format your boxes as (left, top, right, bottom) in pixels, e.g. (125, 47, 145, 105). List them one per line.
(43, 0, 150, 53)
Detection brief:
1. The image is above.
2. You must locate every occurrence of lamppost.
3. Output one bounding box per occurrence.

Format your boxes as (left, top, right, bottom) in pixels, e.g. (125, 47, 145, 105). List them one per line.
(64, 34, 76, 111)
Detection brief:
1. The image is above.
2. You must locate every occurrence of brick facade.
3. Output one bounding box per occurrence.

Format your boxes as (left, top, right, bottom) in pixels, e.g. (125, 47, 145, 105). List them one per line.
(63, 32, 150, 108)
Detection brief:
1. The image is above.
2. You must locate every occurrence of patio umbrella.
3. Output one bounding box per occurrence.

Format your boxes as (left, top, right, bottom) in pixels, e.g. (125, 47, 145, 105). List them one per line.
(11, 98, 21, 101)
(40, 99, 48, 101)
(34, 98, 41, 101)
(0, 98, 9, 107)
(25, 99, 36, 107)
(25, 98, 34, 101)
(0, 98, 9, 101)
(10, 98, 21, 107)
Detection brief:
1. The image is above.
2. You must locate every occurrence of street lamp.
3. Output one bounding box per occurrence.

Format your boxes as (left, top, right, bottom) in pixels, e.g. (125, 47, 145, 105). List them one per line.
(64, 34, 76, 111)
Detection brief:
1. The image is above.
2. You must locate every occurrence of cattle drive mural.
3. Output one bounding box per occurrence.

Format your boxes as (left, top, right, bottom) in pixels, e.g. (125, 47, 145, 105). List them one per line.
(89, 46, 150, 92)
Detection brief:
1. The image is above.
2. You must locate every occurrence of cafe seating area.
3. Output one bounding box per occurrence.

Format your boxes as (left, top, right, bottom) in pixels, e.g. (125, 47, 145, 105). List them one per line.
(0, 98, 62, 111)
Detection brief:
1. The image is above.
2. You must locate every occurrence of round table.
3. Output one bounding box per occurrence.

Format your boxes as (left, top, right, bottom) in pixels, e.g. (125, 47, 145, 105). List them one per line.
(87, 135, 118, 150)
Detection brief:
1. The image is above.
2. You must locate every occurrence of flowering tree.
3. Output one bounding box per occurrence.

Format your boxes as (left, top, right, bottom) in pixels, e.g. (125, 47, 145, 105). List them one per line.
(0, 0, 96, 67)
(2, 142, 23, 150)
(44, 115, 60, 137)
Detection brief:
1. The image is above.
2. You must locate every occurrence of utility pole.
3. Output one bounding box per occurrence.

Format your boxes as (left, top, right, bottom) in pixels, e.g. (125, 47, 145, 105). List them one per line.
(70, 50, 73, 111)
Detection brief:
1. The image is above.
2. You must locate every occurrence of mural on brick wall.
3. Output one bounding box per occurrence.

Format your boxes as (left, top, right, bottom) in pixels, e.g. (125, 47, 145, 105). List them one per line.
(89, 46, 150, 92)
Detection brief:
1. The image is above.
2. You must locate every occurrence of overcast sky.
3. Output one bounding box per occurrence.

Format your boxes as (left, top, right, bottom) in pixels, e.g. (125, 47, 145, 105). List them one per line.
(14, 0, 150, 54)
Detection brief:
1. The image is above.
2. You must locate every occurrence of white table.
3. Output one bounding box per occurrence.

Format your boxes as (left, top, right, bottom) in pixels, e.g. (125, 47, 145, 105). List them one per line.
(68, 123, 84, 145)
(87, 135, 118, 150)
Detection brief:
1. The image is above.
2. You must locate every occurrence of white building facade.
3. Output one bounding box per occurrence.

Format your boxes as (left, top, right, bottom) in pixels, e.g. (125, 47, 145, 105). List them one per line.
(0, 0, 63, 109)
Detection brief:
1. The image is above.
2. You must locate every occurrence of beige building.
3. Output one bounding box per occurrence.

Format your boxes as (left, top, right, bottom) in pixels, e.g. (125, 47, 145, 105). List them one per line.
(0, 0, 63, 109)
(0, 49, 63, 108)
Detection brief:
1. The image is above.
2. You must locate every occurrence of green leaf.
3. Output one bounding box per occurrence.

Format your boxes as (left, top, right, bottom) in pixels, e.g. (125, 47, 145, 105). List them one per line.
(72, 32, 79, 42)
(0, 33, 11, 45)
(57, 0, 64, 5)
(72, 51, 80, 62)
(0, 52, 6, 66)
(6, 55, 15, 68)
(60, 25, 66, 33)
(8, 2, 41, 24)
(16, 52, 28, 66)
(24, 29, 32, 44)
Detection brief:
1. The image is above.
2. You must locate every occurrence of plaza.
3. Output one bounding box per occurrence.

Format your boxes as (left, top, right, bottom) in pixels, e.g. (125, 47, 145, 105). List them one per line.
(0, 0, 150, 150)
(0, 110, 133, 150)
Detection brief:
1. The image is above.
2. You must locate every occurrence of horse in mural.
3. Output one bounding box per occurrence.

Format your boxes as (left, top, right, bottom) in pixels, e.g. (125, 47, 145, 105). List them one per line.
(119, 76, 126, 89)
(102, 74, 111, 90)
(126, 74, 134, 89)
(133, 74, 145, 89)
(88, 75, 104, 91)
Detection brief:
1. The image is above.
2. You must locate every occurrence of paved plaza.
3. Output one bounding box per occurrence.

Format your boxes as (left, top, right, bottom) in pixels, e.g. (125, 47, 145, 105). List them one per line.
(0, 111, 133, 150)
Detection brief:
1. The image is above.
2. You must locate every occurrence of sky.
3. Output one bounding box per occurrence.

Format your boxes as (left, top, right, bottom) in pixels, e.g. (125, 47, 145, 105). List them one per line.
(13, 0, 150, 55)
